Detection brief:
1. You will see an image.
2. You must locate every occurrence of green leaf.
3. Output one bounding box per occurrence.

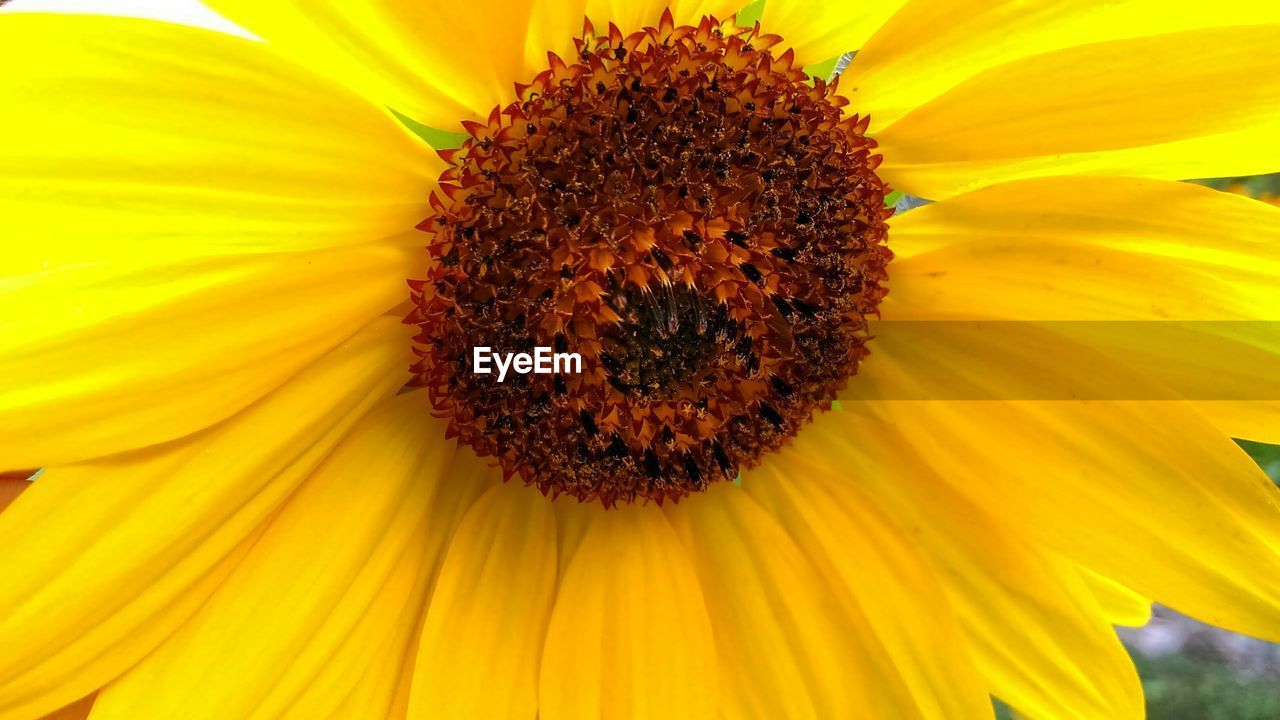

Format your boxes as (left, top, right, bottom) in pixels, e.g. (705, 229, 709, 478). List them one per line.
(389, 107, 467, 150)
(1237, 439, 1280, 485)
(806, 55, 841, 81)
(737, 0, 765, 26)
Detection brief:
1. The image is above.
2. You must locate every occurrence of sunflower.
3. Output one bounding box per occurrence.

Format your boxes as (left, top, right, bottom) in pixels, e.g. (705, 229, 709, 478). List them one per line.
(2, 0, 1280, 718)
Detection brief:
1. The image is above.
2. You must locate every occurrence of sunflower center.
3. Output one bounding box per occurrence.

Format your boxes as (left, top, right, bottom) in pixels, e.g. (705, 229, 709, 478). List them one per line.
(407, 13, 892, 506)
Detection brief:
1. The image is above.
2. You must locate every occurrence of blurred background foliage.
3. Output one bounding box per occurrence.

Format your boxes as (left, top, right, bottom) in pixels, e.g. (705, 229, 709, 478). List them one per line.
(1199, 172, 1280, 200)
(1132, 646, 1280, 720)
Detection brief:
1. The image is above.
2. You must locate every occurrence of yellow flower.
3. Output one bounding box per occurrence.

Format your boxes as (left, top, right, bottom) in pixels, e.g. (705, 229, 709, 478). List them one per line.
(2, 1, 1280, 719)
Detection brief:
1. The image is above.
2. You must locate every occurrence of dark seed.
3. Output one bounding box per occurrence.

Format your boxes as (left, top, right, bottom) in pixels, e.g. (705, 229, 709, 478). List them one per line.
(651, 248, 674, 272)
(644, 450, 662, 479)
(599, 352, 622, 374)
(712, 442, 732, 473)
(683, 455, 703, 486)
(770, 376, 794, 397)
(792, 297, 820, 318)
(759, 402, 785, 429)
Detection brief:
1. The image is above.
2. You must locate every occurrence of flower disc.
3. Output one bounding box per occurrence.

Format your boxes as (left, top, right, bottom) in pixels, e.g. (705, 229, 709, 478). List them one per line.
(408, 13, 893, 505)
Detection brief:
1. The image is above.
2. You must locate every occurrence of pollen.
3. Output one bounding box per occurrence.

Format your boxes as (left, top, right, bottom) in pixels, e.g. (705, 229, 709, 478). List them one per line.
(406, 12, 892, 506)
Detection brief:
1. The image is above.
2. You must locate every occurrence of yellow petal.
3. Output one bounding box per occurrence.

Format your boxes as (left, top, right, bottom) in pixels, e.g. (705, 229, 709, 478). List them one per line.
(670, 485, 961, 718)
(887, 178, 1280, 302)
(740, 471, 992, 719)
(762, 0, 906, 67)
(408, 480, 558, 720)
(1195, 402, 1280, 445)
(1, 244, 418, 469)
(0, 319, 408, 720)
(869, 26, 1280, 198)
(539, 506, 717, 720)
(87, 395, 482, 720)
(888, 175, 1280, 261)
(846, 0, 1280, 132)
(889, 240, 1280, 319)
(667, 486, 875, 718)
(846, 398, 1280, 642)
(290, 540, 430, 720)
(667, 0, 742, 24)
(525, 0, 590, 72)
(884, 126, 1280, 202)
(0, 14, 436, 271)
(584, 0, 665, 32)
(853, 319, 1280, 410)
(35, 693, 96, 720)
(855, 321, 1139, 405)
(1080, 569, 1152, 628)
(788, 414, 1146, 718)
(845, 316, 1280, 638)
(854, 317, 1280, 455)
(204, 0, 537, 128)
(206, 0, 744, 130)
(550, 496, 599, 579)
(932, 519, 1146, 719)
(0, 13, 437, 465)
(883, 177, 1280, 439)
(327, 451, 498, 720)
(3, 1, 247, 36)
(171, 0, 849, 131)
